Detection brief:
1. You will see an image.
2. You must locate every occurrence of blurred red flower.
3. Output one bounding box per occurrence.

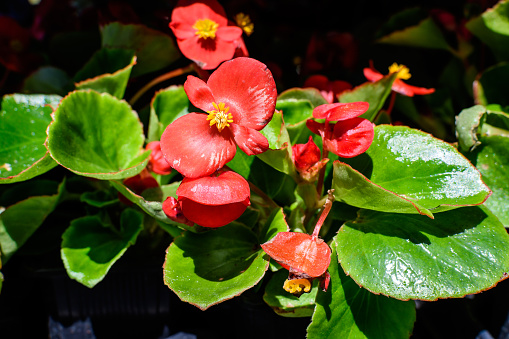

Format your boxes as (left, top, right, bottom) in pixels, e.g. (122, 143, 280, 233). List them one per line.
(0, 16, 41, 73)
(170, 0, 244, 69)
(306, 102, 374, 158)
(363, 62, 435, 97)
(160, 57, 277, 178)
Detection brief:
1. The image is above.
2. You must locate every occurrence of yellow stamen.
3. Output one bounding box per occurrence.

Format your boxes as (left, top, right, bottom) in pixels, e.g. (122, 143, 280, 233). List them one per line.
(388, 63, 411, 80)
(234, 13, 254, 36)
(283, 278, 312, 294)
(193, 18, 219, 39)
(206, 102, 233, 132)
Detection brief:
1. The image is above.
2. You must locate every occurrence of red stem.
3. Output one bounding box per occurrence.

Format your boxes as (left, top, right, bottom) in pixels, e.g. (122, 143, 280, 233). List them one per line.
(312, 189, 335, 240)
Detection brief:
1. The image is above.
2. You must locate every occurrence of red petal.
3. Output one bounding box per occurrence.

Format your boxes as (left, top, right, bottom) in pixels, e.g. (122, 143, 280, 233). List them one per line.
(171, 0, 228, 27)
(160, 113, 236, 178)
(177, 169, 250, 205)
(184, 75, 216, 112)
(261, 232, 331, 277)
(207, 57, 277, 130)
(306, 119, 328, 138)
(146, 141, 172, 175)
(292, 136, 321, 172)
(176, 36, 237, 70)
(169, 22, 195, 40)
(216, 26, 243, 41)
(363, 67, 383, 82)
(313, 102, 369, 121)
(393, 79, 435, 96)
(180, 197, 250, 228)
(325, 118, 374, 158)
(230, 124, 269, 155)
(162, 197, 194, 226)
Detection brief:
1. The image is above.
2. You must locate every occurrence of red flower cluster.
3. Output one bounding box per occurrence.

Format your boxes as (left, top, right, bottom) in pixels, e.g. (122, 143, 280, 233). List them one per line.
(170, 0, 245, 69)
(160, 57, 277, 228)
(304, 75, 352, 103)
(306, 102, 374, 158)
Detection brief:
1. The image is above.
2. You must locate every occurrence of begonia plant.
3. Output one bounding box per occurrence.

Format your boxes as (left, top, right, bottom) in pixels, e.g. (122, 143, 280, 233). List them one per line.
(1, 1, 509, 338)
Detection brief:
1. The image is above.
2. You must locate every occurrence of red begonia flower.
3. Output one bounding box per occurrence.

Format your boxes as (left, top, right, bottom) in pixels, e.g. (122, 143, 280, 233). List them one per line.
(363, 62, 435, 97)
(292, 136, 329, 182)
(170, 0, 243, 70)
(261, 190, 335, 296)
(160, 57, 277, 178)
(0, 16, 40, 73)
(176, 169, 250, 228)
(306, 102, 374, 158)
(162, 196, 194, 226)
(146, 141, 172, 175)
(304, 75, 352, 103)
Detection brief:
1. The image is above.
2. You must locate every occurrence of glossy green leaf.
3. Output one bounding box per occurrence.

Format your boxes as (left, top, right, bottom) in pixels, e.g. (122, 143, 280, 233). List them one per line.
(101, 22, 179, 77)
(466, 5, 509, 61)
(147, 85, 191, 142)
(75, 48, 136, 99)
(466, 135, 509, 225)
(22, 66, 74, 96)
(307, 246, 416, 339)
(163, 223, 269, 310)
(455, 105, 486, 152)
(0, 94, 61, 183)
(46, 90, 149, 179)
(0, 179, 65, 263)
(338, 74, 396, 121)
(376, 8, 452, 52)
(263, 269, 318, 318)
(61, 208, 143, 288)
(335, 206, 509, 300)
(483, 110, 509, 136)
(258, 111, 298, 178)
(333, 125, 491, 217)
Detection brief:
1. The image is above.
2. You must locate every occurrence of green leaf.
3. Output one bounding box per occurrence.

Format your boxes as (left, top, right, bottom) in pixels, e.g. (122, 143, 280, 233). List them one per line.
(333, 125, 491, 217)
(455, 105, 486, 152)
(338, 74, 396, 121)
(61, 208, 143, 288)
(376, 8, 453, 52)
(307, 246, 416, 339)
(335, 206, 509, 300)
(80, 190, 118, 208)
(101, 22, 179, 77)
(258, 111, 298, 178)
(474, 62, 509, 107)
(0, 94, 61, 183)
(259, 208, 289, 244)
(147, 85, 191, 142)
(466, 135, 509, 225)
(227, 149, 296, 205)
(46, 90, 149, 180)
(75, 48, 136, 99)
(0, 179, 65, 263)
(163, 223, 269, 310)
(22, 66, 74, 96)
(263, 269, 318, 318)
(276, 88, 327, 145)
(466, 4, 509, 61)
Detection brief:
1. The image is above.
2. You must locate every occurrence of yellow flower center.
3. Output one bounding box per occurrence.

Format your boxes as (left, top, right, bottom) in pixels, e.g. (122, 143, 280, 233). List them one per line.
(234, 13, 254, 36)
(193, 19, 219, 39)
(207, 102, 233, 132)
(283, 278, 312, 294)
(388, 63, 411, 80)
